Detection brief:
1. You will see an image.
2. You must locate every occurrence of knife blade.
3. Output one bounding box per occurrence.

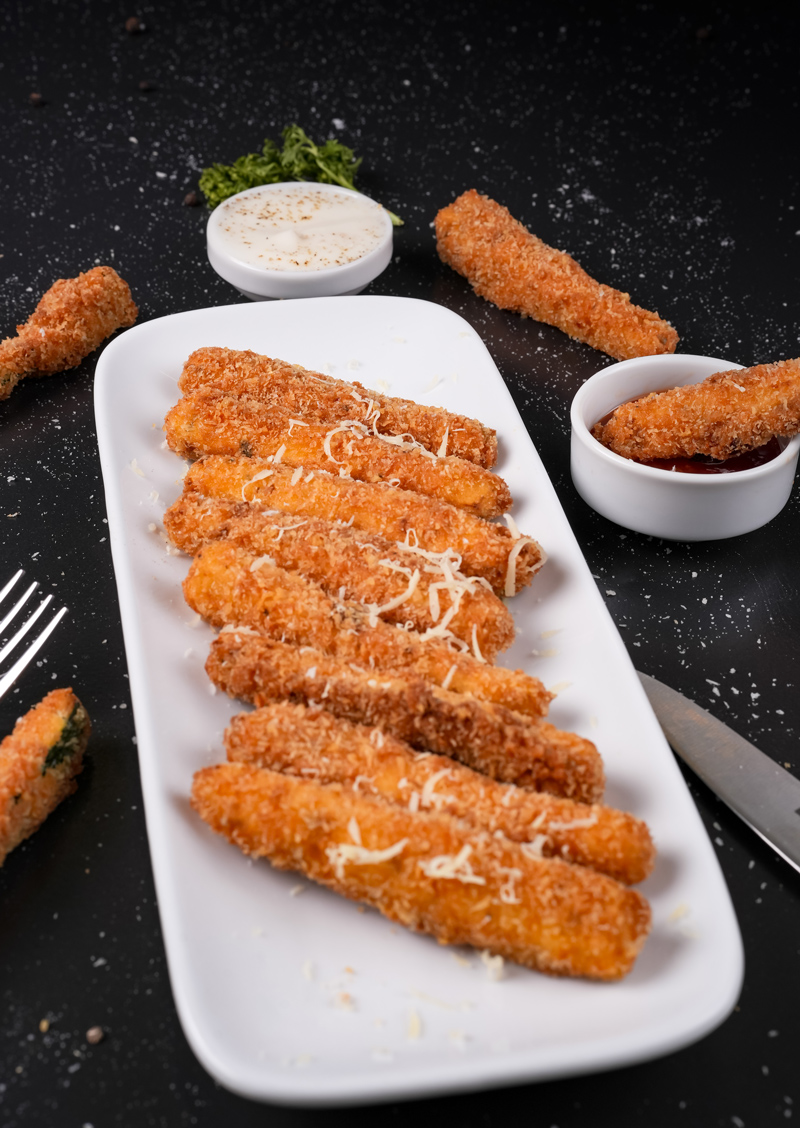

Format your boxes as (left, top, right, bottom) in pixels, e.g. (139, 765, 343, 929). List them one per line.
(637, 670, 800, 874)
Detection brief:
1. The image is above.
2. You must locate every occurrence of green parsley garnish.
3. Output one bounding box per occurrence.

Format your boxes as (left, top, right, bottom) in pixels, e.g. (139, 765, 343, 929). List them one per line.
(199, 124, 403, 225)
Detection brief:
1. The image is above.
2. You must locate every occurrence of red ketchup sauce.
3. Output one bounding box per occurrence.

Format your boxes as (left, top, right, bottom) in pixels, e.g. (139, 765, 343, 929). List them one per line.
(596, 403, 784, 475)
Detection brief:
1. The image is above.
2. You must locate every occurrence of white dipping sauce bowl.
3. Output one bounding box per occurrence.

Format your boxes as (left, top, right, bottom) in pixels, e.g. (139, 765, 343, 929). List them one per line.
(570, 353, 800, 541)
(206, 182, 394, 300)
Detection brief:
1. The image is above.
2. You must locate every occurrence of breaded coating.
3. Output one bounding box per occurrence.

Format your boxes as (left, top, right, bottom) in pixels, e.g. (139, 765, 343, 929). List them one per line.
(227, 703, 655, 884)
(435, 190, 678, 362)
(178, 346, 498, 468)
(207, 630, 603, 802)
(164, 493, 515, 660)
(192, 764, 650, 979)
(592, 358, 800, 462)
(0, 266, 138, 399)
(183, 540, 552, 718)
(182, 455, 544, 596)
(164, 389, 510, 518)
(0, 688, 90, 866)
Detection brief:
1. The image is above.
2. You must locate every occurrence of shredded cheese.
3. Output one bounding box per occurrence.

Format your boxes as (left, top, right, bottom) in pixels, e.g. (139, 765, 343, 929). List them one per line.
(418, 845, 485, 885)
(520, 834, 550, 859)
(441, 664, 458, 691)
(241, 467, 273, 501)
(547, 813, 598, 831)
(471, 624, 485, 664)
(498, 867, 522, 905)
(504, 536, 539, 598)
(419, 768, 453, 811)
(436, 425, 450, 458)
(249, 554, 276, 571)
(368, 568, 421, 618)
(326, 838, 409, 880)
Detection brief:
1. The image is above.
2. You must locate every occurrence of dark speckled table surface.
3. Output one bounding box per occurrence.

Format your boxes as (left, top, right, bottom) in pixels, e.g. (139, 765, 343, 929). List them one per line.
(1, 2, 799, 1125)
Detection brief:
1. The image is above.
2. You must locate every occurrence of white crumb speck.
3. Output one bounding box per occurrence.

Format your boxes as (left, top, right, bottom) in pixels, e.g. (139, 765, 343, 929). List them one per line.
(480, 951, 505, 980)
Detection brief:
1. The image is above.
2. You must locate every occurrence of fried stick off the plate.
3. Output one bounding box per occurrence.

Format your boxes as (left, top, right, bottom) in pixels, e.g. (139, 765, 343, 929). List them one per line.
(0, 267, 138, 399)
(164, 493, 515, 660)
(435, 189, 678, 361)
(0, 689, 91, 865)
(182, 539, 553, 718)
(191, 764, 651, 980)
(178, 346, 499, 468)
(181, 455, 545, 596)
(206, 630, 604, 802)
(164, 389, 511, 518)
(226, 702, 655, 884)
(592, 358, 800, 461)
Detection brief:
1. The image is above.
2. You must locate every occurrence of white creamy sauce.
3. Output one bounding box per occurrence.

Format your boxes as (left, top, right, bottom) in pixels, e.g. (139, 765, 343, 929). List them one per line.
(215, 185, 386, 272)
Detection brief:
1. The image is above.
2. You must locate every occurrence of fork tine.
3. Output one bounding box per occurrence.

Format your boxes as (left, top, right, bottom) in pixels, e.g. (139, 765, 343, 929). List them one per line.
(0, 570, 24, 605)
(0, 581, 39, 636)
(0, 605, 68, 700)
(0, 593, 54, 666)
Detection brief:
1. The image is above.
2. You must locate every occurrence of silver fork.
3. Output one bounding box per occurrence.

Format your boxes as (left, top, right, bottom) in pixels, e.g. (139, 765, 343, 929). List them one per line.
(0, 570, 68, 700)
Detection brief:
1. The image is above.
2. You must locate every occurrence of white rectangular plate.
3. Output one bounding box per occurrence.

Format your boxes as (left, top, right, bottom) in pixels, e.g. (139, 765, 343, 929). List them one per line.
(94, 296, 743, 1106)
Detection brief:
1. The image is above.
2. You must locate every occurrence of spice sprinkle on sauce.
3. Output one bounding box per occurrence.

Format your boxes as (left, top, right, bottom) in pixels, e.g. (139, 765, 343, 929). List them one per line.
(213, 184, 387, 273)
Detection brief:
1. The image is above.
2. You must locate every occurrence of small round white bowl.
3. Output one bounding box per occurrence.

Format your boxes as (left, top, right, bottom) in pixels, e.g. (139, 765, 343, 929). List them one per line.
(206, 181, 394, 301)
(570, 353, 800, 541)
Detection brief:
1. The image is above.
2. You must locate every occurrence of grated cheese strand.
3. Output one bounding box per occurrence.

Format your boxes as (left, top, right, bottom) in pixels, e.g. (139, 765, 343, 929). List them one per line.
(241, 467, 273, 501)
(418, 844, 486, 885)
(326, 838, 409, 880)
(419, 768, 453, 811)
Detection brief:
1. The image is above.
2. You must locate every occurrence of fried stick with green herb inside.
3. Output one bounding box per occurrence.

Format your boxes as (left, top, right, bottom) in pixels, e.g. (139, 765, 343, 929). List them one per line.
(0, 689, 90, 866)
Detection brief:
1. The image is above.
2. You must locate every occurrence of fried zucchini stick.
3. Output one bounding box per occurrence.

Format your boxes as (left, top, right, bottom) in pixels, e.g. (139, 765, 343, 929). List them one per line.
(436, 190, 678, 362)
(0, 267, 137, 399)
(183, 540, 552, 718)
(227, 703, 654, 884)
(182, 455, 544, 596)
(178, 346, 498, 468)
(0, 689, 90, 865)
(207, 630, 603, 802)
(165, 494, 514, 660)
(164, 389, 510, 518)
(192, 764, 650, 979)
(592, 358, 800, 461)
